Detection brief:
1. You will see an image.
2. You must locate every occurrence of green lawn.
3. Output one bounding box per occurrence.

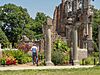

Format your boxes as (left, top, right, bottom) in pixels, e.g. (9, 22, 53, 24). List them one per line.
(0, 66, 100, 75)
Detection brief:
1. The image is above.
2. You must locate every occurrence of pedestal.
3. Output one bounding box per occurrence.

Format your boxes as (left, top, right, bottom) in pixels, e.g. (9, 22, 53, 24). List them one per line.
(46, 61, 54, 66)
(73, 60, 79, 65)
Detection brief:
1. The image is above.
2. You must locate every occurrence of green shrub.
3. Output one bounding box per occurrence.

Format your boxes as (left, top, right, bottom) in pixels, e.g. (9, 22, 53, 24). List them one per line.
(80, 57, 99, 65)
(52, 38, 70, 65)
(2, 50, 32, 64)
(85, 57, 94, 65)
(0, 57, 6, 65)
(52, 50, 64, 65)
(63, 52, 70, 64)
(53, 39, 70, 52)
(38, 52, 44, 61)
(80, 51, 99, 65)
(91, 52, 99, 57)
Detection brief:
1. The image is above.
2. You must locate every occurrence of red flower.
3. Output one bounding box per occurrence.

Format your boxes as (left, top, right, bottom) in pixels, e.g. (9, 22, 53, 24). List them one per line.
(12, 59, 16, 65)
(6, 58, 11, 65)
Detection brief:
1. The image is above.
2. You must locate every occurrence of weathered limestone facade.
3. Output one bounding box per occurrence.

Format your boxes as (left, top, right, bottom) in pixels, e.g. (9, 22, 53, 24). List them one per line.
(52, 0, 93, 65)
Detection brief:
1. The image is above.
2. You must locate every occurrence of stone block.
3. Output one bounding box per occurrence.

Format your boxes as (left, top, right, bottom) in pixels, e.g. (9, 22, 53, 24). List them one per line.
(78, 48, 88, 60)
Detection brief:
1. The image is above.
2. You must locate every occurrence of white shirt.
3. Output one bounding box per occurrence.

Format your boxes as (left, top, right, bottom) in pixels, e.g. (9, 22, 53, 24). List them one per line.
(31, 46, 37, 50)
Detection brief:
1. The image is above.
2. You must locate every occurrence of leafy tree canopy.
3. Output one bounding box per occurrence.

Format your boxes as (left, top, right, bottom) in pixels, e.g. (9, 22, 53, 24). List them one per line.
(0, 4, 35, 46)
(31, 12, 47, 34)
(0, 3, 48, 47)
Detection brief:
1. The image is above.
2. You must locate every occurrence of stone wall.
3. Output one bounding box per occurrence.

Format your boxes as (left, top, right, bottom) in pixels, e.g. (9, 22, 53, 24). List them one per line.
(78, 49, 88, 60)
(71, 48, 88, 61)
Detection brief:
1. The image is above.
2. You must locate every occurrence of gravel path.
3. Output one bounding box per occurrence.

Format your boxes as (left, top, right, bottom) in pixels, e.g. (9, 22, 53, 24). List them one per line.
(0, 65, 94, 71)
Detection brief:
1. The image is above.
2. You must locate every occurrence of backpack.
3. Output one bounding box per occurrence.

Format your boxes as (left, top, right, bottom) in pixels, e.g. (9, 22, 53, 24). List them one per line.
(32, 47, 36, 53)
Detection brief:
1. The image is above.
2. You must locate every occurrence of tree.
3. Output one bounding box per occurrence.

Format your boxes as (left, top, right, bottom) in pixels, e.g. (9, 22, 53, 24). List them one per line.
(92, 9, 100, 48)
(0, 4, 35, 47)
(31, 12, 48, 40)
(22, 28, 35, 40)
(0, 27, 9, 48)
(31, 12, 47, 36)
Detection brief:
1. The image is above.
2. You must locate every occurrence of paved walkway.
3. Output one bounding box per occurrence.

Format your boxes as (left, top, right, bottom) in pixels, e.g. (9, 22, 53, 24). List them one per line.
(0, 65, 94, 71)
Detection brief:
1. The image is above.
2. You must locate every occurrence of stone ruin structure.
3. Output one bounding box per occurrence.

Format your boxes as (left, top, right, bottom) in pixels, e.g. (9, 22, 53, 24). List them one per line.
(40, 0, 94, 65)
(0, 0, 94, 66)
(43, 0, 94, 65)
(51, 0, 94, 65)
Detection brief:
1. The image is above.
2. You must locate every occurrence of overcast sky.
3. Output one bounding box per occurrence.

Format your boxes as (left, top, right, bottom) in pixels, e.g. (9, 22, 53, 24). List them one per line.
(0, 0, 99, 19)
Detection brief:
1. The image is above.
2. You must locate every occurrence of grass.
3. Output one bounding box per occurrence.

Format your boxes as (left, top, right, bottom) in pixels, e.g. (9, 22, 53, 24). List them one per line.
(0, 66, 100, 75)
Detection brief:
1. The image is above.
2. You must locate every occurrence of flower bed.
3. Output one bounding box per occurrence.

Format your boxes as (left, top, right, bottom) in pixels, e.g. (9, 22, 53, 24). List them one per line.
(0, 50, 32, 66)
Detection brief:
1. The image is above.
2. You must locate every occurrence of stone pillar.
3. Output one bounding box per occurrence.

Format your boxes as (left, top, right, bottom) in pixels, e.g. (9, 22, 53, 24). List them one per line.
(86, 23, 89, 35)
(0, 43, 2, 58)
(84, 14, 89, 36)
(73, 28, 79, 65)
(83, 13, 89, 49)
(45, 18, 54, 66)
(98, 25, 100, 64)
(66, 26, 71, 46)
(46, 27, 53, 66)
(87, 21, 93, 55)
(88, 23, 92, 40)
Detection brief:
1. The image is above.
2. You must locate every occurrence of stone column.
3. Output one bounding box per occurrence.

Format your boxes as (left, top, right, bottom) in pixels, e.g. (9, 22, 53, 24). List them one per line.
(46, 27, 53, 66)
(83, 15, 88, 49)
(45, 18, 54, 66)
(73, 28, 79, 65)
(0, 43, 2, 58)
(88, 23, 92, 40)
(87, 20, 93, 55)
(98, 25, 100, 64)
(86, 23, 89, 35)
(87, 23, 93, 55)
(66, 26, 70, 46)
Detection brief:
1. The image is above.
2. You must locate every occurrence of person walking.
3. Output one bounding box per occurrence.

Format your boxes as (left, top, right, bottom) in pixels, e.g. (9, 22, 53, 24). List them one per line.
(31, 43, 38, 66)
